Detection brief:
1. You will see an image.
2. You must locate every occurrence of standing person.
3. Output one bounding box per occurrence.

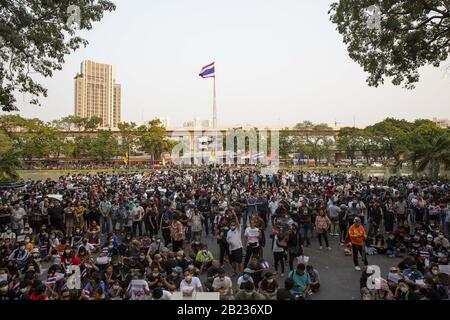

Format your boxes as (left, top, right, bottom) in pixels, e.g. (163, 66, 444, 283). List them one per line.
(99, 197, 112, 234)
(327, 201, 341, 236)
(226, 212, 243, 276)
(244, 219, 261, 267)
(63, 203, 77, 237)
(338, 204, 349, 245)
(191, 210, 204, 240)
(394, 197, 408, 225)
(299, 202, 312, 247)
(286, 224, 303, 271)
(170, 216, 185, 252)
(315, 209, 331, 250)
(349, 217, 368, 270)
(384, 198, 395, 234)
(271, 229, 287, 276)
(10, 203, 26, 234)
(131, 202, 144, 238)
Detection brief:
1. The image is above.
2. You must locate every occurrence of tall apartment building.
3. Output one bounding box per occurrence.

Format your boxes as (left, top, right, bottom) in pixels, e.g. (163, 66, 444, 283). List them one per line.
(74, 60, 121, 129)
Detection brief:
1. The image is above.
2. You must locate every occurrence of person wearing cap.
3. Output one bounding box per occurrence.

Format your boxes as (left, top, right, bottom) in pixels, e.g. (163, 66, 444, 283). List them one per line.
(212, 268, 233, 298)
(163, 266, 183, 291)
(237, 268, 254, 290)
(349, 217, 368, 270)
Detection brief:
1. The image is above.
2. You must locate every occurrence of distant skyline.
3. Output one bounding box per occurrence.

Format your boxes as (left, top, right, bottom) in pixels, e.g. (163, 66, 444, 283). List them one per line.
(2, 0, 450, 128)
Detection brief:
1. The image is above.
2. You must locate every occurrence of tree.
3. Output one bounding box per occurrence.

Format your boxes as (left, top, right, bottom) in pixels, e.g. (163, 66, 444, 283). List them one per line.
(369, 118, 413, 162)
(337, 127, 362, 164)
(118, 122, 138, 156)
(138, 119, 175, 161)
(0, 130, 20, 182)
(417, 132, 450, 179)
(329, 1, 450, 89)
(294, 122, 334, 166)
(90, 130, 118, 160)
(0, 0, 116, 111)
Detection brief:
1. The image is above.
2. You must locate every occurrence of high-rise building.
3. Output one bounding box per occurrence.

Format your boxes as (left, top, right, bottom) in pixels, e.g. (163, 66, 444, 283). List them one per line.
(74, 60, 121, 129)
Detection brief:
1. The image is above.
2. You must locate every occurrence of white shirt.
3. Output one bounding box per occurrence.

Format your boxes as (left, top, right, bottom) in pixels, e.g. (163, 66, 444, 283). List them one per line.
(212, 277, 233, 291)
(244, 227, 260, 244)
(227, 227, 243, 251)
(180, 277, 203, 292)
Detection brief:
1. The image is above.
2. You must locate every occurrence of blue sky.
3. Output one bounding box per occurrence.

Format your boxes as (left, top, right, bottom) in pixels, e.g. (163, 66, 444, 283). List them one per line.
(5, 0, 450, 127)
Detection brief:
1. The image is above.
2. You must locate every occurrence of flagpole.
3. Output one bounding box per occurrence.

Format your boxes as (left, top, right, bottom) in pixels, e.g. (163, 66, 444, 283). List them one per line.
(213, 72, 217, 167)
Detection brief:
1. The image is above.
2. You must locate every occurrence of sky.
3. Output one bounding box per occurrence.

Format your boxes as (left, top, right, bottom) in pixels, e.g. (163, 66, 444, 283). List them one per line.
(3, 0, 450, 128)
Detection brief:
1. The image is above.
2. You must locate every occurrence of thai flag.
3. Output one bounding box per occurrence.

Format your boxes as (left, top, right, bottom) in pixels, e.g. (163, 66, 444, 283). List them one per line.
(252, 152, 265, 160)
(46, 276, 57, 285)
(419, 250, 430, 260)
(199, 62, 215, 78)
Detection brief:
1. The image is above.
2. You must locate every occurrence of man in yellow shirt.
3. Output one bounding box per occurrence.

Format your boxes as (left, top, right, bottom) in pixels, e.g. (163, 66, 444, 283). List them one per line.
(348, 217, 368, 270)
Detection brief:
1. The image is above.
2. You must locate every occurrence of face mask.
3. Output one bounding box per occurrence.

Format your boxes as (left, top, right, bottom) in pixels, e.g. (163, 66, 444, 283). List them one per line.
(432, 270, 438, 275)
(65, 250, 71, 255)
(152, 273, 159, 277)
(140, 256, 145, 260)
(20, 246, 25, 251)
(268, 279, 274, 283)
(356, 222, 361, 227)
(0, 287, 8, 294)
(25, 239, 30, 244)
(20, 288, 28, 293)
(400, 287, 408, 293)
(230, 226, 236, 231)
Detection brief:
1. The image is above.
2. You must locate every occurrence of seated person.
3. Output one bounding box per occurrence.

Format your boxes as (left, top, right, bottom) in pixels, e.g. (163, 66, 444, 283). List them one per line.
(179, 270, 203, 293)
(306, 265, 320, 292)
(212, 268, 233, 298)
(402, 263, 424, 288)
(235, 281, 264, 300)
(188, 235, 204, 260)
(204, 261, 221, 292)
(258, 271, 278, 300)
(237, 268, 255, 291)
(194, 245, 214, 272)
(288, 263, 312, 300)
(276, 277, 295, 300)
(372, 234, 387, 254)
(163, 266, 183, 292)
(386, 233, 400, 258)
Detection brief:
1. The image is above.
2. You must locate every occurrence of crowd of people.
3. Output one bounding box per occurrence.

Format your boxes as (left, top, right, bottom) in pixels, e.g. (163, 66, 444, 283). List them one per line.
(0, 167, 449, 300)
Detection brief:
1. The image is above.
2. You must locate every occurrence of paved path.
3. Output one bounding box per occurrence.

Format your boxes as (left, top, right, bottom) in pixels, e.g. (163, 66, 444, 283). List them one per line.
(201, 230, 402, 300)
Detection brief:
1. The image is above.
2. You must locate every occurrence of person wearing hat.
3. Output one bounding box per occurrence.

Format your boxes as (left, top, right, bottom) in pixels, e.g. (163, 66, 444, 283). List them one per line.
(349, 217, 368, 270)
(163, 266, 183, 291)
(237, 268, 254, 290)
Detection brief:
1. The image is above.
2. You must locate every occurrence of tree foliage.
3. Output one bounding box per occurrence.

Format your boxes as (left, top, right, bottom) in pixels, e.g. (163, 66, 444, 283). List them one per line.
(329, 0, 450, 89)
(0, 0, 116, 111)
